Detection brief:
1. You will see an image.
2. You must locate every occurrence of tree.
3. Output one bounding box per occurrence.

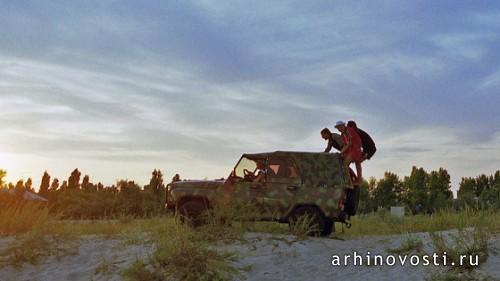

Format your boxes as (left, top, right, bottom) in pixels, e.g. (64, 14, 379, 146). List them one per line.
(15, 180, 25, 199)
(458, 177, 476, 199)
(145, 169, 166, 210)
(39, 171, 51, 196)
(117, 180, 143, 215)
(478, 171, 500, 209)
(146, 169, 165, 194)
(493, 171, 500, 185)
(426, 168, 453, 212)
(475, 174, 490, 197)
(60, 180, 68, 192)
(25, 178, 33, 192)
(82, 175, 91, 191)
(50, 178, 60, 191)
(372, 172, 403, 209)
(0, 169, 6, 188)
(358, 177, 378, 212)
(68, 169, 81, 190)
(367, 177, 377, 195)
(403, 166, 428, 213)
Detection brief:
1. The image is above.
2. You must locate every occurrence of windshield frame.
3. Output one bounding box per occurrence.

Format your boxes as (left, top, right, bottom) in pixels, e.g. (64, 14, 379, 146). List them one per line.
(230, 154, 268, 180)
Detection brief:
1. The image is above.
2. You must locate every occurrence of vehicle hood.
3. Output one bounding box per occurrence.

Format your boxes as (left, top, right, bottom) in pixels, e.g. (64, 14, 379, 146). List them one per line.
(169, 179, 225, 190)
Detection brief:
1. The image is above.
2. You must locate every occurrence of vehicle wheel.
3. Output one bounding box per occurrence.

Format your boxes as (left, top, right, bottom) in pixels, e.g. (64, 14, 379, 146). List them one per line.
(177, 200, 208, 227)
(289, 206, 329, 237)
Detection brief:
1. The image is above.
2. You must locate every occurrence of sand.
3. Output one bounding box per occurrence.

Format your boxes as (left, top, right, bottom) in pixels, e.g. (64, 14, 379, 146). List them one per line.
(228, 231, 500, 281)
(0, 236, 154, 281)
(0, 231, 498, 281)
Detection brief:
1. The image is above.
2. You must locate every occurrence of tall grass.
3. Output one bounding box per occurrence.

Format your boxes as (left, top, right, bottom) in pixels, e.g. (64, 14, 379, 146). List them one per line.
(0, 203, 50, 236)
(430, 228, 490, 270)
(344, 208, 500, 237)
(122, 215, 244, 281)
(387, 233, 424, 255)
(288, 213, 320, 239)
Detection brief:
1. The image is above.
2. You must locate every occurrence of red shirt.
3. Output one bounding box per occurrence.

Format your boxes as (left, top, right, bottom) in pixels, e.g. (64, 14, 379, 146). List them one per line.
(342, 127, 362, 161)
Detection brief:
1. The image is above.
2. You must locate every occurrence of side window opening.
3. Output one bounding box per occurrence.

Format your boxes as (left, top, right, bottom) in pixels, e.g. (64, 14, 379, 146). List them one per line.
(268, 158, 299, 180)
(269, 164, 280, 175)
(288, 166, 298, 178)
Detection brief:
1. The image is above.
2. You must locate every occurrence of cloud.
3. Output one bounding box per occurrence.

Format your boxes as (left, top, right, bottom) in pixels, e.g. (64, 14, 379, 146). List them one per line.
(0, 1, 499, 189)
(478, 68, 500, 90)
(366, 127, 500, 194)
(429, 32, 495, 61)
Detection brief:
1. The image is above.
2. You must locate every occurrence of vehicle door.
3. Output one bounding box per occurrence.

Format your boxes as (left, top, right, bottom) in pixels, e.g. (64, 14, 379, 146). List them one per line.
(225, 156, 268, 218)
(259, 156, 302, 220)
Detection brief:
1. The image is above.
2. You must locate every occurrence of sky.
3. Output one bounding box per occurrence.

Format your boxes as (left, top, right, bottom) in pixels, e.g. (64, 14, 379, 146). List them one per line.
(0, 1, 499, 193)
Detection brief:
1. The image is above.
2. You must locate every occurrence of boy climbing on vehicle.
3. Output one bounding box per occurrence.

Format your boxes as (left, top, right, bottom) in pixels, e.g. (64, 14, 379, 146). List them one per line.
(347, 121, 376, 162)
(335, 121, 363, 187)
(321, 128, 344, 153)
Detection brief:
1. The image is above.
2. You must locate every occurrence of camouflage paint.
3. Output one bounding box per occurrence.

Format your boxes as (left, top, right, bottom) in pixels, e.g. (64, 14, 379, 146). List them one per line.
(166, 151, 349, 221)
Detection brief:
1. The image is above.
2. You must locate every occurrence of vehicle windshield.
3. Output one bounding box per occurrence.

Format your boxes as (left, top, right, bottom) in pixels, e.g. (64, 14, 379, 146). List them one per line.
(234, 156, 259, 178)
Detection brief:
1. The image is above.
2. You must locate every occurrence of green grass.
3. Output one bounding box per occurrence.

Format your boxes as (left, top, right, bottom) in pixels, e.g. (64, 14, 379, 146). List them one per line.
(343, 208, 500, 237)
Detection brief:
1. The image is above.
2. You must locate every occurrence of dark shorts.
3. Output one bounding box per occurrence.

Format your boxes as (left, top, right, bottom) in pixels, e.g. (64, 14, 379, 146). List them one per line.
(363, 146, 376, 160)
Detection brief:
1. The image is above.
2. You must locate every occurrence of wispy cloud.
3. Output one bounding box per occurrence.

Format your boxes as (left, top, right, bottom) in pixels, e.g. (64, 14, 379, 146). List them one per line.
(0, 1, 499, 190)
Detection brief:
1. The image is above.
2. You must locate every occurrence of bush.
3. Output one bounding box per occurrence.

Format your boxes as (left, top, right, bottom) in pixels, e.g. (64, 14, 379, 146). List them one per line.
(430, 228, 490, 271)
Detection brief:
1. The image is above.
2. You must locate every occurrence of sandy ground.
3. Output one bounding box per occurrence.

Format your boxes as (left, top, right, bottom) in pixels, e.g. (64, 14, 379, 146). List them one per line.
(228, 232, 500, 281)
(0, 231, 499, 281)
(0, 236, 154, 281)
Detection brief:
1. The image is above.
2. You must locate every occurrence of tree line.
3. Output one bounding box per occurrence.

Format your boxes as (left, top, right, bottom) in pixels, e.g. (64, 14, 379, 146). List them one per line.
(0, 167, 499, 218)
(0, 168, 169, 218)
(357, 167, 500, 214)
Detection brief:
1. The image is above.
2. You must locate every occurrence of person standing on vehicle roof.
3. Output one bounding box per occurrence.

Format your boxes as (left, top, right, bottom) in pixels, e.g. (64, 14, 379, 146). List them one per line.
(335, 120, 363, 187)
(347, 121, 376, 162)
(321, 128, 344, 153)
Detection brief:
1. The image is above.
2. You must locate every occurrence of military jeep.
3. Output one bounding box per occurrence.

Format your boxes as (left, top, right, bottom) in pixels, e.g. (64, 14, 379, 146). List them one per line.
(165, 151, 359, 236)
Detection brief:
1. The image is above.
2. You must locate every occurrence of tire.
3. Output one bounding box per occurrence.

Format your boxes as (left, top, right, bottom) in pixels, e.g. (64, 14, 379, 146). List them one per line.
(289, 206, 330, 237)
(177, 200, 208, 227)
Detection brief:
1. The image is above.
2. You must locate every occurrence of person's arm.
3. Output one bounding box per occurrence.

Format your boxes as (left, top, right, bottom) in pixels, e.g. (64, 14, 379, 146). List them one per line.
(253, 170, 265, 182)
(324, 139, 333, 153)
(340, 131, 352, 155)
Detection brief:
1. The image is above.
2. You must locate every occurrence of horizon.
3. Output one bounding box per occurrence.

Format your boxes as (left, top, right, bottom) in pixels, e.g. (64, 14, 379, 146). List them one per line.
(1, 1, 499, 194)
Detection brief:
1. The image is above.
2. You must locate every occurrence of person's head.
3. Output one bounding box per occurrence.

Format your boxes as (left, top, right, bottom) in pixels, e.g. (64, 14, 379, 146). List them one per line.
(347, 120, 357, 129)
(320, 128, 332, 140)
(334, 120, 346, 133)
(256, 161, 265, 169)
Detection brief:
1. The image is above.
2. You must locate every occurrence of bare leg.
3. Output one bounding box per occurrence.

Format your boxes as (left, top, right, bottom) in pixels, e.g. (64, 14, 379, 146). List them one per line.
(343, 155, 354, 188)
(354, 161, 362, 185)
